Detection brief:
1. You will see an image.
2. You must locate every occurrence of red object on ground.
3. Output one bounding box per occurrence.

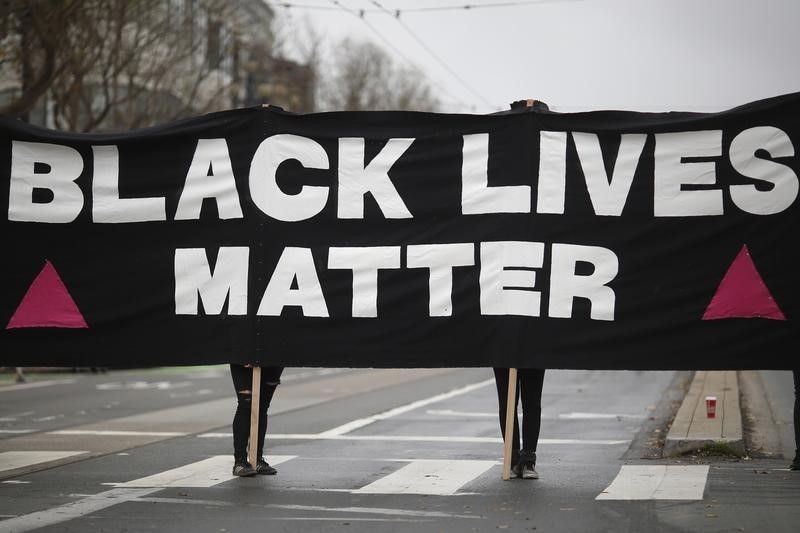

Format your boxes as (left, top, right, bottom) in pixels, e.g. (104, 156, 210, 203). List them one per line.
(705, 396, 717, 419)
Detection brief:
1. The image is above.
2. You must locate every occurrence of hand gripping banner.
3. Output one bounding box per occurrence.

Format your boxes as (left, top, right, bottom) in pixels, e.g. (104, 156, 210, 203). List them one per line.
(1, 93, 797, 369)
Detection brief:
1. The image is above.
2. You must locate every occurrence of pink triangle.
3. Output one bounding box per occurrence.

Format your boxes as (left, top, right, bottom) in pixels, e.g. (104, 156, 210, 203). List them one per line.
(702, 245, 786, 321)
(7, 260, 89, 329)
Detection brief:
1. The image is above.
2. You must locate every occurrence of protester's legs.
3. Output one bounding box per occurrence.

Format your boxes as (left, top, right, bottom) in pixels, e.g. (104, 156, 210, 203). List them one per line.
(519, 368, 545, 458)
(255, 367, 284, 458)
(793, 370, 799, 456)
(493, 368, 521, 463)
(230, 364, 253, 462)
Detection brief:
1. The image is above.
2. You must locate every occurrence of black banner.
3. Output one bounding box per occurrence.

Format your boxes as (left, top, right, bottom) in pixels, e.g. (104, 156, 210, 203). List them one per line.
(1, 93, 798, 369)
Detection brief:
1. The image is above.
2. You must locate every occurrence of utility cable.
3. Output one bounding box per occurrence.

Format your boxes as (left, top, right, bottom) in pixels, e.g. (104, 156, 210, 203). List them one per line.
(326, 0, 474, 110)
(369, 0, 493, 108)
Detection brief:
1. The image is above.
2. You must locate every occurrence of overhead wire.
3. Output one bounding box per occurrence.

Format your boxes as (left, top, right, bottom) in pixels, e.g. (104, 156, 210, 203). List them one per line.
(325, 0, 475, 110)
(368, 0, 493, 108)
(267, 1, 577, 14)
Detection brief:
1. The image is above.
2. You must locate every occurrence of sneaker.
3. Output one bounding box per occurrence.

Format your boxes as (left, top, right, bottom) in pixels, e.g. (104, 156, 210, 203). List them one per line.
(232, 461, 257, 477)
(509, 462, 522, 478)
(520, 461, 539, 479)
(256, 458, 277, 475)
(790, 451, 800, 471)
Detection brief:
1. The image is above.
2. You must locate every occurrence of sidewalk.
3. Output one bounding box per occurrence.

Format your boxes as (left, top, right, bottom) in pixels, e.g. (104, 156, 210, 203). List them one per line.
(664, 369, 795, 459)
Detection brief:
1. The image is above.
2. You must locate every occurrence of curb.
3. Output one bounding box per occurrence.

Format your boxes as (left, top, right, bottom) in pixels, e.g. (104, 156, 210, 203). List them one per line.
(663, 370, 744, 457)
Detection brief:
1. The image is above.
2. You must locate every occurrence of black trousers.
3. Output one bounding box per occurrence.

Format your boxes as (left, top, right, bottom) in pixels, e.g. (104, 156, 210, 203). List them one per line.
(230, 365, 284, 462)
(493, 368, 545, 462)
(794, 370, 800, 452)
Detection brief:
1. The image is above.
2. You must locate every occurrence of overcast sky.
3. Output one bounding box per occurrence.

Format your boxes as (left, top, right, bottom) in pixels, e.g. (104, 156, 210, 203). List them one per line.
(272, 0, 800, 113)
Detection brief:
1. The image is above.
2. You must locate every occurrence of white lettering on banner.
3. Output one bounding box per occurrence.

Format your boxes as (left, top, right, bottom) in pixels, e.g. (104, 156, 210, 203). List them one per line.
(654, 130, 724, 217)
(8, 141, 84, 223)
(549, 243, 618, 321)
(175, 139, 243, 220)
(328, 246, 402, 318)
(249, 133, 330, 222)
(7, 127, 796, 223)
(462, 133, 531, 214)
(536, 131, 568, 215)
(92, 145, 166, 223)
(729, 126, 798, 215)
(407, 243, 476, 317)
(572, 132, 647, 216)
(176, 243, 617, 319)
(257, 247, 329, 317)
(174, 247, 249, 315)
(479, 241, 544, 316)
(338, 137, 414, 219)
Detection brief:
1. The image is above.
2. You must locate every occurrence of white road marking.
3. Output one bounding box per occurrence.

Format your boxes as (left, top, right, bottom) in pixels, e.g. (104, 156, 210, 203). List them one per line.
(50, 430, 187, 437)
(199, 433, 628, 446)
(558, 412, 645, 420)
(596, 465, 710, 500)
(355, 459, 496, 495)
(134, 499, 478, 519)
(0, 451, 87, 473)
(2, 480, 31, 484)
(0, 379, 77, 393)
(0, 429, 35, 434)
(96, 381, 192, 391)
(105, 455, 296, 488)
(318, 378, 495, 436)
(0, 487, 160, 533)
(426, 409, 495, 418)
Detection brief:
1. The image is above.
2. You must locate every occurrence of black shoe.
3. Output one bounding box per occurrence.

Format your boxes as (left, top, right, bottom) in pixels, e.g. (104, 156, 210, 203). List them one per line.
(790, 451, 800, 471)
(232, 460, 257, 477)
(518, 450, 538, 479)
(256, 458, 277, 475)
(520, 461, 539, 479)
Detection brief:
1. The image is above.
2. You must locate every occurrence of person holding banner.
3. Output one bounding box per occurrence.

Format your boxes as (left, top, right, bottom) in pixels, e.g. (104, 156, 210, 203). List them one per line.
(493, 368, 545, 479)
(229, 364, 284, 477)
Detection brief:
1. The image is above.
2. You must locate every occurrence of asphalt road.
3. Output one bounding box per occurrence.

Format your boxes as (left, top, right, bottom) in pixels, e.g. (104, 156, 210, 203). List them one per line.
(1, 366, 798, 532)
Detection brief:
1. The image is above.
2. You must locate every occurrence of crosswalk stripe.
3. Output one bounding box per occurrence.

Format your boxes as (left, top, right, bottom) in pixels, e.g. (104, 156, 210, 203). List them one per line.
(596, 465, 710, 500)
(354, 459, 495, 495)
(198, 433, 628, 446)
(0, 488, 160, 533)
(0, 451, 87, 473)
(105, 455, 297, 488)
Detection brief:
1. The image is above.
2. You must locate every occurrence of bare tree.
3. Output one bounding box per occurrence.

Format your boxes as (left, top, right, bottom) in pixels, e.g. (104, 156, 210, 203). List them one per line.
(0, 1, 81, 119)
(318, 38, 439, 112)
(0, 0, 270, 131)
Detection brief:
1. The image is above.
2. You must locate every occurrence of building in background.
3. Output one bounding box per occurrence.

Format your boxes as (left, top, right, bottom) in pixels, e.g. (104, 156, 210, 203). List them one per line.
(0, 0, 314, 132)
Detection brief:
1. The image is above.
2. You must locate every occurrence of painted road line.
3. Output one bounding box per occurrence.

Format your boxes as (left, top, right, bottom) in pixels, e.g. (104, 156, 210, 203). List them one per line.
(317, 378, 495, 437)
(0, 487, 160, 533)
(134, 499, 479, 520)
(426, 409, 495, 417)
(0, 451, 87, 473)
(50, 430, 187, 437)
(105, 455, 296, 488)
(557, 412, 646, 420)
(596, 465, 710, 500)
(354, 459, 496, 495)
(0, 429, 36, 434)
(199, 433, 629, 446)
(0, 379, 77, 393)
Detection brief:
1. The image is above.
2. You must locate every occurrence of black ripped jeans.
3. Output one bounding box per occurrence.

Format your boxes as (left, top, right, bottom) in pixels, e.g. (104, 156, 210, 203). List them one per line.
(230, 364, 284, 462)
(493, 368, 545, 464)
(794, 370, 800, 453)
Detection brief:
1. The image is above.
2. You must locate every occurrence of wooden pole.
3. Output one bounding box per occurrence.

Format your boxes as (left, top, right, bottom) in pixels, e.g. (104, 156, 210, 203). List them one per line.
(502, 367, 518, 480)
(247, 366, 261, 467)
